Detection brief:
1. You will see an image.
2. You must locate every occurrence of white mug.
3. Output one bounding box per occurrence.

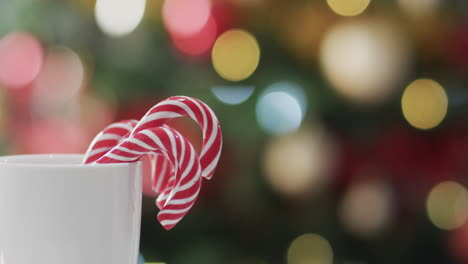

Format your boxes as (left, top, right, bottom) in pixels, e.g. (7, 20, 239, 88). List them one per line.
(0, 154, 142, 264)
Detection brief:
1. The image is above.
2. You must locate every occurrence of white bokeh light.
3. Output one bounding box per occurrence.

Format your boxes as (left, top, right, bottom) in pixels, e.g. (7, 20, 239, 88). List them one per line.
(32, 47, 85, 111)
(256, 81, 307, 135)
(398, 0, 441, 18)
(95, 0, 146, 37)
(320, 20, 410, 105)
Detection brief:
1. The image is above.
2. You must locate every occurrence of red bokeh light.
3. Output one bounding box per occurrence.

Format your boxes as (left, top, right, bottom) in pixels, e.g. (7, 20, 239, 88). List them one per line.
(448, 222, 468, 263)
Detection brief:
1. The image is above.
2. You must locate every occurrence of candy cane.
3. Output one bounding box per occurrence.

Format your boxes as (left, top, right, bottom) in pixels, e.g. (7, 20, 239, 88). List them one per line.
(96, 126, 202, 230)
(83, 120, 174, 194)
(82, 96, 223, 229)
(83, 119, 138, 163)
(132, 96, 222, 180)
(85, 96, 222, 179)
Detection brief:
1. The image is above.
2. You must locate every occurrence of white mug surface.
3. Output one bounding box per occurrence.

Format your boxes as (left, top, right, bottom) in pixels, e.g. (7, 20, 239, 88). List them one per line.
(0, 154, 142, 264)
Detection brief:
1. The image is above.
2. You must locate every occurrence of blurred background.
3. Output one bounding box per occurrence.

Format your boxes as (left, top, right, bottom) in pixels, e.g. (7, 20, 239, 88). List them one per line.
(1, 0, 468, 263)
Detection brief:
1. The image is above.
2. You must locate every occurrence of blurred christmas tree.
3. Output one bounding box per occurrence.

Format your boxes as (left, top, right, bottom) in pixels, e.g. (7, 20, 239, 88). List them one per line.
(1, 0, 468, 263)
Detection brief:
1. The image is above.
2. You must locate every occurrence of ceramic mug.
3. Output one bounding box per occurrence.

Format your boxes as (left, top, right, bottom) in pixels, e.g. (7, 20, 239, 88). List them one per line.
(0, 154, 142, 264)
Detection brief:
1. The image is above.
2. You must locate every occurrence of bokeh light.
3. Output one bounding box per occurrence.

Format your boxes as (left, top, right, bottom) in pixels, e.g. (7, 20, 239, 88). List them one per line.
(32, 47, 85, 110)
(287, 233, 333, 264)
(78, 94, 116, 135)
(320, 20, 410, 105)
(231, 257, 268, 264)
(211, 85, 255, 105)
(138, 253, 145, 264)
(279, 4, 336, 63)
(15, 119, 89, 154)
(0, 89, 9, 141)
(163, 0, 211, 37)
(401, 79, 448, 130)
(398, 0, 440, 18)
(448, 221, 468, 263)
(256, 81, 306, 135)
(212, 29, 260, 82)
(340, 179, 393, 237)
(327, 0, 371, 16)
(171, 16, 218, 56)
(95, 0, 146, 37)
(0, 32, 43, 89)
(426, 181, 468, 230)
(263, 126, 336, 199)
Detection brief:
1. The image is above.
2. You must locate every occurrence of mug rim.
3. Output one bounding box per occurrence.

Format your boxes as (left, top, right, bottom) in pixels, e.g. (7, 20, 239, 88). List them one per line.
(0, 154, 139, 168)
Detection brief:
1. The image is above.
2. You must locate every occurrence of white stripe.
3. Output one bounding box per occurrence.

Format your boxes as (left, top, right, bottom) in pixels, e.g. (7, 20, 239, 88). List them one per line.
(140, 130, 165, 150)
(115, 146, 149, 155)
(159, 207, 191, 215)
(202, 148, 221, 177)
(87, 147, 112, 158)
(175, 150, 200, 192)
(157, 100, 197, 121)
(162, 127, 178, 165)
(166, 187, 200, 205)
(157, 145, 199, 202)
(127, 137, 155, 150)
(153, 155, 174, 193)
(98, 134, 123, 141)
(164, 153, 199, 199)
(176, 131, 185, 170)
(159, 218, 183, 226)
(106, 122, 136, 132)
(179, 145, 196, 182)
(186, 97, 207, 135)
(102, 153, 138, 162)
(175, 168, 200, 192)
(153, 155, 162, 191)
(200, 107, 219, 157)
(139, 111, 181, 126)
(156, 176, 179, 201)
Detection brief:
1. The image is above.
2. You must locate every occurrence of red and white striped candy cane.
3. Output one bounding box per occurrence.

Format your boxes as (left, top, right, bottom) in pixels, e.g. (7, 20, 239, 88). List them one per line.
(85, 96, 222, 180)
(132, 96, 222, 180)
(82, 96, 222, 229)
(83, 120, 173, 194)
(83, 119, 138, 163)
(96, 126, 202, 230)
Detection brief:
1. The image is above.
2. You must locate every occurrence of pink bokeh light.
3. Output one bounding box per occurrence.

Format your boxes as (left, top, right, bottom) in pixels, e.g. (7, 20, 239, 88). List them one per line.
(0, 32, 44, 89)
(162, 0, 212, 37)
(171, 16, 218, 56)
(14, 119, 90, 154)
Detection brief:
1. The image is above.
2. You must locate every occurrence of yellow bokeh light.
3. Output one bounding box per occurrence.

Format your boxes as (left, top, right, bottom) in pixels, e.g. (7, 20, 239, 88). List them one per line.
(212, 29, 260, 82)
(426, 181, 468, 230)
(401, 79, 448, 130)
(287, 233, 333, 264)
(263, 127, 336, 199)
(327, 0, 371, 16)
